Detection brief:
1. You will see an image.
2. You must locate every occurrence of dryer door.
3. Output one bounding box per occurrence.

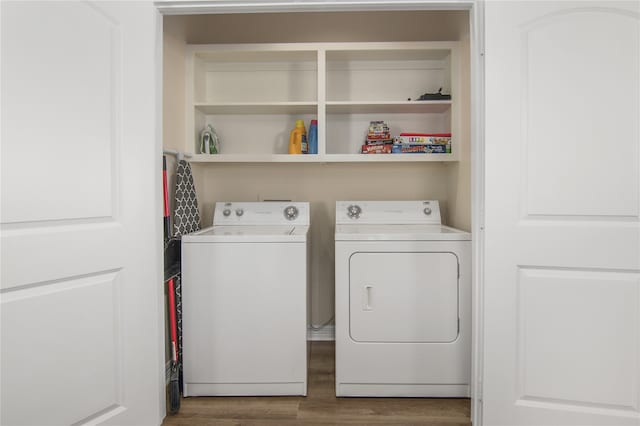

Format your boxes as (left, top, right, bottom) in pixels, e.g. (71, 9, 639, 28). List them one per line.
(349, 252, 459, 343)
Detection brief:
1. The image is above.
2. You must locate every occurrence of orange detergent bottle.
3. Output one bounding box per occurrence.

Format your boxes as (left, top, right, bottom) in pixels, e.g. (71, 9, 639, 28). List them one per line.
(288, 119, 307, 154)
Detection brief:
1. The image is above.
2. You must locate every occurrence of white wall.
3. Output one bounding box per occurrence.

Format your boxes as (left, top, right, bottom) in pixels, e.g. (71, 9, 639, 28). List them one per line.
(163, 10, 471, 327)
(447, 34, 472, 232)
(163, 16, 187, 218)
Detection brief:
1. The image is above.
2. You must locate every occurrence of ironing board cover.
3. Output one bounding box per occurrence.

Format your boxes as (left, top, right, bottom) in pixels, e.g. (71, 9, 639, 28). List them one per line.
(173, 158, 200, 391)
(173, 159, 201, 237)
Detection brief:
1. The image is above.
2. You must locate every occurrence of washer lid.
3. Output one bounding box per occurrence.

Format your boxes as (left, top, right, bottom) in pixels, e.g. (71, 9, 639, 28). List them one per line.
(335, 224, 471, 241)
(182, 225, 309, 243)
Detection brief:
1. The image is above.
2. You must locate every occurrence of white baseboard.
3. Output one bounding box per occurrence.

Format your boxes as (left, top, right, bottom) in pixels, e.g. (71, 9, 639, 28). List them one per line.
(307, 325, 335, 341)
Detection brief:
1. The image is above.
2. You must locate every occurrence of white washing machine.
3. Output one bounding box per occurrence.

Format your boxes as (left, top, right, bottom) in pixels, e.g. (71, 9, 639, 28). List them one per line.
(182, 201, 310, 396)
(335, 200, 471, 397)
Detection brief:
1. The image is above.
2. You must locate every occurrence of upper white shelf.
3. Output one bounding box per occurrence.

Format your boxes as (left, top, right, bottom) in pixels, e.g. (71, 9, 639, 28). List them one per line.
(325, 48, 452, 62)
(325, 101, 451, 114)
(195, 101, 449, 115)
(195, 102, 318, 115)
(193, 48, 318, 63)
(190, 154, 456, 163)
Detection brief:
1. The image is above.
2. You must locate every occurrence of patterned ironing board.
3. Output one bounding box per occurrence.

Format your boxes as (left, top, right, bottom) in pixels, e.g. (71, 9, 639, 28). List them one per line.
(172, 158, 200, 392)
(173, 159, 201, 237)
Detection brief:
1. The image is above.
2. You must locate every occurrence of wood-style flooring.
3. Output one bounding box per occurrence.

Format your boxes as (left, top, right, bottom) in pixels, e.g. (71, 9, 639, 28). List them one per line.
(163, 341, 471, 425)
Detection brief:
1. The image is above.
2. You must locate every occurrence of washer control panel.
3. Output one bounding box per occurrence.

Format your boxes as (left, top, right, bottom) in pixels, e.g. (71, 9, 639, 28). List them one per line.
(336, 200, 442, 225)
(213, 202, 310, 226)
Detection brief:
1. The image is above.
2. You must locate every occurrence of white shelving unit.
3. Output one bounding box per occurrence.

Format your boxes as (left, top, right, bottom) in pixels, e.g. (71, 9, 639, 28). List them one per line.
(185, 42, 460, 163)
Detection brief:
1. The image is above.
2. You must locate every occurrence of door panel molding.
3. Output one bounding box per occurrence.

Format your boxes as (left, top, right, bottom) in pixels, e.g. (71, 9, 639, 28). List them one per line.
(1, 271, 125, 424)
(1, 1, 123, 225)
(516, 267, 640, 412)
(519, 8, 639, 219)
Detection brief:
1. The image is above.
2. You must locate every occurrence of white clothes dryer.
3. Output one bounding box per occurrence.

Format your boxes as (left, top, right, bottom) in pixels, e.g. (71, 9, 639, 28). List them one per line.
(182, 201, 310, 396)
(335, 200, 471, 397)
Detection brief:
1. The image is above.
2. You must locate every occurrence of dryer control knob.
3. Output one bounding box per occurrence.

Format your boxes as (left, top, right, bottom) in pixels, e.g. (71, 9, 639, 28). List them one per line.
(424, 207, 432, 215)
(235, 208, 244, 217)
(284, 206, 299, 220)
(347, 204, 362, 219)
(223, 209, 231, 217)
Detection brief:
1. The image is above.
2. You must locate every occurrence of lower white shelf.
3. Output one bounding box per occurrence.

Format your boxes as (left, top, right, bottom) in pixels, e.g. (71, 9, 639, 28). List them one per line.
(190, 154, 457, 163)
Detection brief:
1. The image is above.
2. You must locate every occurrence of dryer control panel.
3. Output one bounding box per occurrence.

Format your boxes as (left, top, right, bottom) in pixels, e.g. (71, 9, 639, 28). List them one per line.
(213, 202, 310, 226)
(335, 200, 441, 225)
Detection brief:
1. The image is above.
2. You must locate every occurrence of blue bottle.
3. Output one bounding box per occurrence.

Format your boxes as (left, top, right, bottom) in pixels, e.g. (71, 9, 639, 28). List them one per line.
(308, 119, 318, 154)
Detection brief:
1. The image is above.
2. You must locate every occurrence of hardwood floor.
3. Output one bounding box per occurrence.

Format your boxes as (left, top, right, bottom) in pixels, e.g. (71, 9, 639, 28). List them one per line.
(163, 342, 471, 425)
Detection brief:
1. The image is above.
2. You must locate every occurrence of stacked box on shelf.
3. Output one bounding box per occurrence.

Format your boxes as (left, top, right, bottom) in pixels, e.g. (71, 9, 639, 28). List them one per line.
(392, 133, 452, 154)
(362, 121, 393, 154)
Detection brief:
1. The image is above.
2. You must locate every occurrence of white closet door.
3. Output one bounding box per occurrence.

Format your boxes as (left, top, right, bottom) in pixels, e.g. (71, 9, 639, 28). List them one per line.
(1, 2, 163, 425)
(483, 1, 640, 425)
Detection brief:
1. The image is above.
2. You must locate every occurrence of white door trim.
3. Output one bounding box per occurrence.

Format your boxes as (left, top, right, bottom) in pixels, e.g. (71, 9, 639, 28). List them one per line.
(154, 7, 167, 422)
(153, 1, 486, 425)
(469, 2, 485, 424)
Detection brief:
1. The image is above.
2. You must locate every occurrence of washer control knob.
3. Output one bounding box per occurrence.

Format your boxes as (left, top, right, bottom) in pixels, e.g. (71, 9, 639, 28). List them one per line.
(223, 209, 231, 217)
(235, 208, 244, 217)
(347, 204, 362, 219)
(424, 207, 432, 215)
(284, 205, 299, 221)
